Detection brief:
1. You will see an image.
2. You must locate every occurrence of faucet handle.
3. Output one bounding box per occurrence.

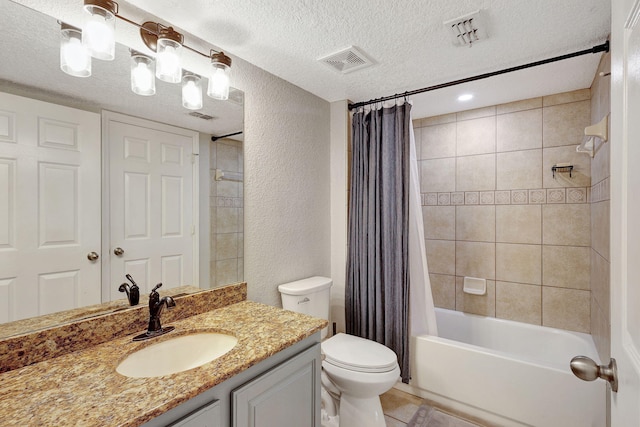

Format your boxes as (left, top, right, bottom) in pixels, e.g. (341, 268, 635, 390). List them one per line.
(151, 282, 163, 293)
(125, 274, 138, 288)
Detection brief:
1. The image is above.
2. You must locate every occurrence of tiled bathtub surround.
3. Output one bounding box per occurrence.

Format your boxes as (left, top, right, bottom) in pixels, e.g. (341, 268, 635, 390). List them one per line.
(416, 89, 593, 333)
(210, 138, 244, 287)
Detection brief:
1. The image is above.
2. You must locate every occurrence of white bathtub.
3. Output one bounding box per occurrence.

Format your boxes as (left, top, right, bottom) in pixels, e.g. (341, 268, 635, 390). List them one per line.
(396, 308, 605, 427)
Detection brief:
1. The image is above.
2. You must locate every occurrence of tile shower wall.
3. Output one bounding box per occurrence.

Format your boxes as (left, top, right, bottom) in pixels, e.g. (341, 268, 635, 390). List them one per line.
(415, 89, 593, 333)
(210, 138, 244, 287)
(589, 52, 611, 361)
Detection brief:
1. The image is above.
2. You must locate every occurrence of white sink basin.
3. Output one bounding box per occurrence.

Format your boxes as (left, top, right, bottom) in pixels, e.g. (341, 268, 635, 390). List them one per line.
(116, 332, 238, 378)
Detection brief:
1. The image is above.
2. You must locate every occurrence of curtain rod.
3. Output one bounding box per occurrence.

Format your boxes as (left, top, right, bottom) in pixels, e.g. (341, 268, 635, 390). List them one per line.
(348, 41, 609, 111)
(211, 131, 243, 141)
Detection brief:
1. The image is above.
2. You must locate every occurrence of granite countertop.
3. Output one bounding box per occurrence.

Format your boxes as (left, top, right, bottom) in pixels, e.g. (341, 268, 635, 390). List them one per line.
(0, 301, 326, 426)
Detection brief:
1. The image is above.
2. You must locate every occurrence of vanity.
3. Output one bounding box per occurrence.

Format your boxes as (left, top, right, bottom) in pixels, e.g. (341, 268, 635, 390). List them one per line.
(0, 284, 326, 426)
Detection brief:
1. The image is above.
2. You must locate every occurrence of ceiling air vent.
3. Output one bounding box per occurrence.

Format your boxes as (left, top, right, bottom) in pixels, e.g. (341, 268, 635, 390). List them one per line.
(318, 46, 374, 74)
(444, 10, 487, 47)
(188, 111, 216, 120)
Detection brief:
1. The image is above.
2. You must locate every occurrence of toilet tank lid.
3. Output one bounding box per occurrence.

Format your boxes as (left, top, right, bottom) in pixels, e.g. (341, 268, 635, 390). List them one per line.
(277, 276, 332, 295)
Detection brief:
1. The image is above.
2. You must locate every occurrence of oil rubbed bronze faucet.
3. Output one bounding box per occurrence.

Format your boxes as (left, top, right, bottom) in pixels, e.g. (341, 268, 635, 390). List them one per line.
(133, 283, 176, 341)
(118, 274, 140, 306)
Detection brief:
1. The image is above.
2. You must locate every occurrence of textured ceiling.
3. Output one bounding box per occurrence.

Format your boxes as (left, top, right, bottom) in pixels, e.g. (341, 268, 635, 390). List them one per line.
(124, 0, 611, 116)
(9, 0, 611, 119)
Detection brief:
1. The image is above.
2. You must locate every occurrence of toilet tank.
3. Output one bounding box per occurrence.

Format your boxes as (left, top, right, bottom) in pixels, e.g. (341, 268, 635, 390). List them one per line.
(278, 276, 332, 339)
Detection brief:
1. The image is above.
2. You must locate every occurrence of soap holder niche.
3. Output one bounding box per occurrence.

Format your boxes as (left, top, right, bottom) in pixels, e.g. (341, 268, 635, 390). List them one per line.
(463, 277, 486, 296)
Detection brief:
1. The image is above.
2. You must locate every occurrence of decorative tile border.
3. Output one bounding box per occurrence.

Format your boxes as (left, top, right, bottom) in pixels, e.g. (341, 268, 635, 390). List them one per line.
(547, 188, 565, 203)
(591, 177, 610, 203)
(422, 188, 589, 206)
(480, 191, 494, 205)
(511, 190, 528, 204)
(567, 188, 587, 203)
(465, 192, 479, 205)
(452, 192, 464, 205)
(495, 191, 510, 205)
(217, 196, 243, 208)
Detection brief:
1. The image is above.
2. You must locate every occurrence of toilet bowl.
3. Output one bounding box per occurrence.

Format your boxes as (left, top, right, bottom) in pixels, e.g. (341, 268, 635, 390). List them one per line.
(321, 333, 400, 427)
(278, 277, 400, 427)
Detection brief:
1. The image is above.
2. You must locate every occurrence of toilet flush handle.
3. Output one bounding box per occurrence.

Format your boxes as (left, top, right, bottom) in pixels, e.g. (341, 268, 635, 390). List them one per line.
(298, 297, 310, 304)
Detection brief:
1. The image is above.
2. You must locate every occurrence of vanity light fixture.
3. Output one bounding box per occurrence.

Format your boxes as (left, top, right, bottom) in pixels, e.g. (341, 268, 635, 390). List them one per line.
(82, 0, 117, 61)
(208, 52, 232, 101)
(182, 72, 203, 110)
(61, 0, 233, 110)
(60, 23, 92, 77)
(130, 51, 156, 96)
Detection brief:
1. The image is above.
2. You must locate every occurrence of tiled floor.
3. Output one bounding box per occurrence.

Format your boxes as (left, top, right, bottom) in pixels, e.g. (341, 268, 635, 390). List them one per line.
(380, 388, 486, 427)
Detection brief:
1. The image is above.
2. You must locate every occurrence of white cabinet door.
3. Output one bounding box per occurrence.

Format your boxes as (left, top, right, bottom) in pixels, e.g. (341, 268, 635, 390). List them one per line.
(169, 399, 220, 427)
(233, 344, 321, 427)
(0, 92, 101, 322)
(104, 112, 198, 299)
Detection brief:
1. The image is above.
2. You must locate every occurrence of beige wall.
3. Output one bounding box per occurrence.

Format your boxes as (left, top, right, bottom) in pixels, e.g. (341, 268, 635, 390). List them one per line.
(589, 53, 611, 361)
(233, 57, 332, 307)
(415, 89, 594, 333)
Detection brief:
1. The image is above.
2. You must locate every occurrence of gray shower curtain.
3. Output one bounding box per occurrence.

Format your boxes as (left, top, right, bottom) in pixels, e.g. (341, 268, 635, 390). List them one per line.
(346, 102, 411, 383)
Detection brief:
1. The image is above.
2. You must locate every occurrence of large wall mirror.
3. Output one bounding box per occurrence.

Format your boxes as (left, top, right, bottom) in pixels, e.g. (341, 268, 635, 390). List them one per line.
(0, 0, 244, 336)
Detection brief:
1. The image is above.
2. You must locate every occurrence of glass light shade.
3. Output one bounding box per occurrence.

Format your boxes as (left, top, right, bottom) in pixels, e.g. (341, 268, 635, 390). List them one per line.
(82, 4, 116, 60)
(207, 62, 230, 101)
(60, 26, 91, 77)
(130, 54, 156, 96)
(156, 38, 182, 83)
(182, 74, 203, 110)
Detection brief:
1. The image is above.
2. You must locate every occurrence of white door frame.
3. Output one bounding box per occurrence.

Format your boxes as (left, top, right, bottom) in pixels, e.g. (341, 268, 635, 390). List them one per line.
(101, 111, 199, 301)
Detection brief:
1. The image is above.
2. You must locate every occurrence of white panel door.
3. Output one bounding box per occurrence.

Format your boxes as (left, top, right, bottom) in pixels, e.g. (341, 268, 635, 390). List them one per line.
(611, 0, 640, 425)
(105, 112, 197, 300)
(0, 92, 101, 322)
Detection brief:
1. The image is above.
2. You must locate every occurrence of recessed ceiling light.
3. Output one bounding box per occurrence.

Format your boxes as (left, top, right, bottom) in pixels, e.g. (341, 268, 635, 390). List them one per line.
(458, 94, 473, 102)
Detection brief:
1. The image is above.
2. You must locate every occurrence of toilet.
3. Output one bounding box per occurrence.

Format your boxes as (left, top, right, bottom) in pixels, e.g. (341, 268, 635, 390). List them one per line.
(278, 276, 400, 427)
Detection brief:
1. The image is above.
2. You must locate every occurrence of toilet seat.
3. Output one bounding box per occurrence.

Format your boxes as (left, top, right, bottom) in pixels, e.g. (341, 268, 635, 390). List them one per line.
(321, 333, 398, 373)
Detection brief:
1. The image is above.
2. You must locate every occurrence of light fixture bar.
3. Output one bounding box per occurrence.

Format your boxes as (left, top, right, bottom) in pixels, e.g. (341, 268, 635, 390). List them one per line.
(113, 14, 223, 59)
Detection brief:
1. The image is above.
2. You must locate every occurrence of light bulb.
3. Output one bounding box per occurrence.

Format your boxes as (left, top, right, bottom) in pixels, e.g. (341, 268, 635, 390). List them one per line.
(130, 53, 156, 96)
(207, 67, 229, 100)
(182, 74, 203, 110)
(60, 24, 91, 77)
(82, 2, 116, 60)
(156, 39, 182, 83)
(207, 52, 231, 100)
(64, 38, 90, 72)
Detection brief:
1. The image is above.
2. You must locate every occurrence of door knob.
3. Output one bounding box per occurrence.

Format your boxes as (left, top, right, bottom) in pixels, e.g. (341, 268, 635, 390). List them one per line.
(87, 251, 99, 261)
(570, 356, 618, 392)
(113, 247, 125, 256)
